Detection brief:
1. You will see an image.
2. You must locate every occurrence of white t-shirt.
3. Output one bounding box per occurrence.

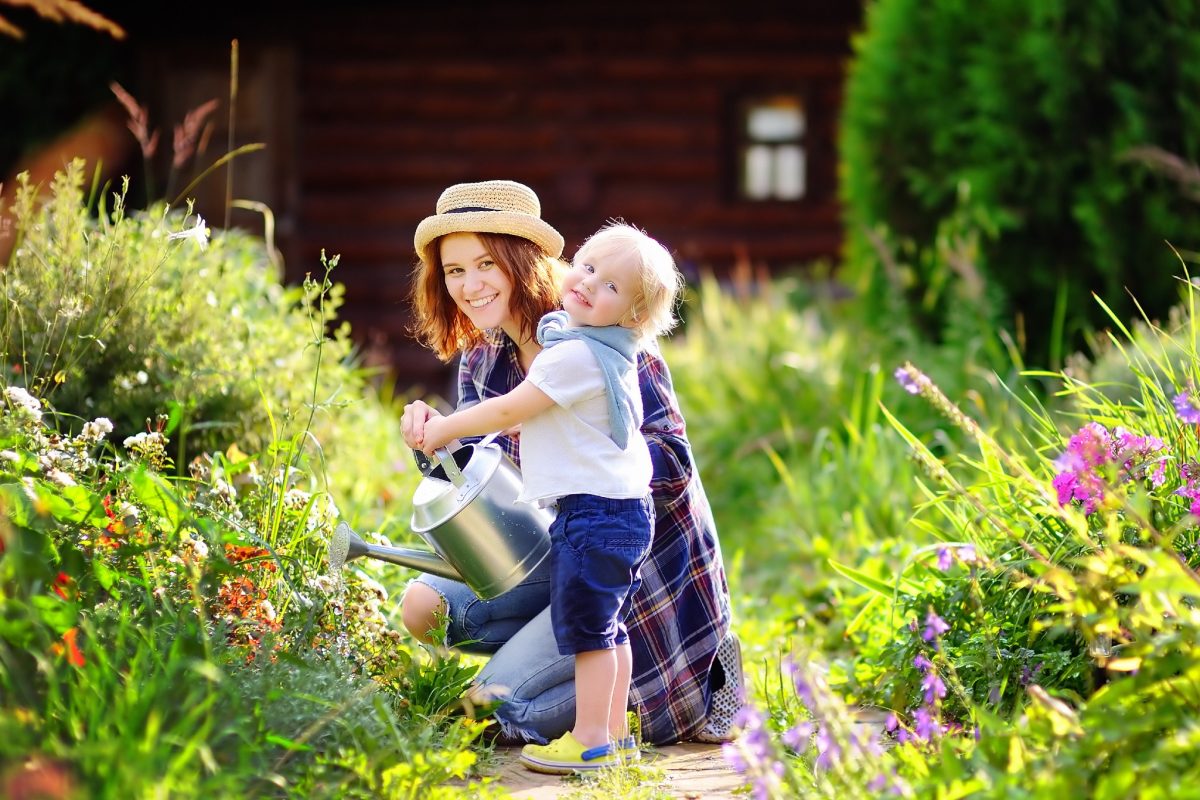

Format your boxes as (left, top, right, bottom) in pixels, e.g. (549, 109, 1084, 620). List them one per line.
(519, 338, 652, 504)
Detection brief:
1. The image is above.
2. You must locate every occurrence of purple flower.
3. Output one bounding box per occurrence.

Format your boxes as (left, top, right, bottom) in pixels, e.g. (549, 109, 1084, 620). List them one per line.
(1112, 427, 1168, 483)
(723, 742, 749, 774)
(921, 670, 947, 704)
(913, 653, 933, 672)
(1177, 463, 1200, 515)
(782, 659, 815, 708)
(913, 707, 938, 741)
(922, 610, 949, 642)
(1019, 662, 1044, 686)
(1175, 391, 1200, 425)
(781, 721, 814, 751)
(935, 546, 953, 571)
(813, 725, 842, 770)
(1052, 422, 1115, 514)
(895, 365, 921, 395)
(959, 545, 977, 564)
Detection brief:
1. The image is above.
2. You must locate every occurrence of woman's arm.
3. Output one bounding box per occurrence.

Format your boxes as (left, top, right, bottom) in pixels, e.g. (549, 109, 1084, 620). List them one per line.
(638, 350, 696, 506)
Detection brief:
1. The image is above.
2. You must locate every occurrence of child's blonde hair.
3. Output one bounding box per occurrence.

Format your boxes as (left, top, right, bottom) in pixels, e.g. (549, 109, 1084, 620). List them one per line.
(573, 221, 682, 341)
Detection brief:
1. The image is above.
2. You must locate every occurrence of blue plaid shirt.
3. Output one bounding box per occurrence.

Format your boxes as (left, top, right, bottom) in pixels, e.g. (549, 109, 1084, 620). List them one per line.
(457, 334, 732, 744)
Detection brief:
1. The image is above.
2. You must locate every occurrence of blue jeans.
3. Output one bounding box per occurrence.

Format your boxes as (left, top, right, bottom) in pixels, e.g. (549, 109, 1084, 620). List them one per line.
(409, 556, 575, 743)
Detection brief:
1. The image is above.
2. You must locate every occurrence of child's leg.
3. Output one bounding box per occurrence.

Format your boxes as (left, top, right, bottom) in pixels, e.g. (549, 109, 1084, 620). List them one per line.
(609, 642, 632, 739)
(572, 647, 617, 748)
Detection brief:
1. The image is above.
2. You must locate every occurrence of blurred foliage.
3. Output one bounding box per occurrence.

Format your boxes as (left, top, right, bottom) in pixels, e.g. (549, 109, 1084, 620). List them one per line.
(663, 261, 1025, 603)
(0, 11, 127, 172)
(840, 0, 1200, 367)
(0, 160, 420, 534)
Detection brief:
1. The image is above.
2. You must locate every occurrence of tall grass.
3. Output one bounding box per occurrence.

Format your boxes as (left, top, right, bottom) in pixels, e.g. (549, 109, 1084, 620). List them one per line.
(798, 282, 1200, 796)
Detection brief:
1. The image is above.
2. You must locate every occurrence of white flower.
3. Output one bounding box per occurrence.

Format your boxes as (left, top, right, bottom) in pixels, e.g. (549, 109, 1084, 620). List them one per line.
(59, 297, 84, 320)
(46, 469, 77, 487)
(80, 417, 114, 442)
(3, 386, 42, 421)
(168, 215, 209, 250)
(310, 574, 337, 594)
(184, 536, 209, 561)
(284, 488, 312, 510)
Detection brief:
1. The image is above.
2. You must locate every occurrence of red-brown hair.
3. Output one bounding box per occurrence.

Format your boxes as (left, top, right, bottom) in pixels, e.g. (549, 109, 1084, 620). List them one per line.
(409, 232, 565, 362)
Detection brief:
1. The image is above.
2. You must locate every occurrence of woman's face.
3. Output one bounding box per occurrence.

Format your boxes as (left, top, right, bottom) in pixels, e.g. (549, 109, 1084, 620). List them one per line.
(440, 232, 515, 333)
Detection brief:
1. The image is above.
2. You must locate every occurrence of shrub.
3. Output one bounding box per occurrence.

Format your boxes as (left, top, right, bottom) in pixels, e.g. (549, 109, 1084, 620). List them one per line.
(0, 160, 421, 532)
(840, 0, 1200, 364)
(0, 367, 491, 797)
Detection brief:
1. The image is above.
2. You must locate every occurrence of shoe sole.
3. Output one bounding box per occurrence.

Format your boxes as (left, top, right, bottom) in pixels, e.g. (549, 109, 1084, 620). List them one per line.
(518, 750, 641, 775)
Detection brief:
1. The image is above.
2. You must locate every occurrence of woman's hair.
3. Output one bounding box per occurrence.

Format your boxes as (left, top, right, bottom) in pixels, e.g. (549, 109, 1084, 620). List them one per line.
(409, 232, 565, 362)
(574, 222, 682, 341)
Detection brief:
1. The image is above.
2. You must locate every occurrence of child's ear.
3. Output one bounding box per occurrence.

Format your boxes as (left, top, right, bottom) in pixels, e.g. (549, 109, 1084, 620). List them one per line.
(618, 303, 644, 333)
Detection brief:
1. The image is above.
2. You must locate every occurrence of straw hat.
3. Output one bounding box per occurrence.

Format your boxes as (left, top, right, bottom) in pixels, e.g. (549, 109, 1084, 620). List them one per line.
(414, 180, 565, 261)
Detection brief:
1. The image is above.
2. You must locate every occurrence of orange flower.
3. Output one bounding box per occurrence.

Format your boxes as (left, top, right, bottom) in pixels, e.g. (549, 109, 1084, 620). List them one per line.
(224, 544, 276, 571)
(50, 628, 85, 668)
(51, 572, 72, 601)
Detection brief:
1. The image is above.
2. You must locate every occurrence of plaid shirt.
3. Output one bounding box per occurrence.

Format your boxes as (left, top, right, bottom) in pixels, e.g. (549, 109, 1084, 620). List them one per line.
(458, 334, 732, 745)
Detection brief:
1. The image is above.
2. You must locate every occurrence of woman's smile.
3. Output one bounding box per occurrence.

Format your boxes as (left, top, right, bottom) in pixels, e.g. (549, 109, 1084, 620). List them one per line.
(469, 293, 499, 308)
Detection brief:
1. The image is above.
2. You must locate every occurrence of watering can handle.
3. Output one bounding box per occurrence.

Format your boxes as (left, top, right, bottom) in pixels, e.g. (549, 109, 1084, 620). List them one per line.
(411, 448, 465, 486)
(412, 432, 502, 482)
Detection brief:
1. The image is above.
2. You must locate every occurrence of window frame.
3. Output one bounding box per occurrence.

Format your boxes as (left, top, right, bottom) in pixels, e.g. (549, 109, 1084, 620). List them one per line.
(724, 88, 824, 207)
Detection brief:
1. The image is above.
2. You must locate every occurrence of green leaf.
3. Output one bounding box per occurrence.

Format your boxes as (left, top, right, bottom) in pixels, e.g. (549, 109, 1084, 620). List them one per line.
(129, 469, 187, 533)
(93, 557, 120, 595)
(265, 733, 313, 752)
(828, 558, 919, 598)
(0, 482, 40, 528)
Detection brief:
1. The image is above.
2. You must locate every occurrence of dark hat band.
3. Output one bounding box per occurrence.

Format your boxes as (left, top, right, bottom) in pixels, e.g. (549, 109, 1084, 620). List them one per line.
(447, 206, 497, 213)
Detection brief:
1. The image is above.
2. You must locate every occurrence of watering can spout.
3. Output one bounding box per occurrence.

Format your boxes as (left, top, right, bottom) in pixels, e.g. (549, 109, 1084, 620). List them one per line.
(329, 521, 462, 582)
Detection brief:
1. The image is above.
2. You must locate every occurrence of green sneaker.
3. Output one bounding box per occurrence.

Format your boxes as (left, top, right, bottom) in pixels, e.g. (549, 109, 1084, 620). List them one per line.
(520, 732, 620, 774)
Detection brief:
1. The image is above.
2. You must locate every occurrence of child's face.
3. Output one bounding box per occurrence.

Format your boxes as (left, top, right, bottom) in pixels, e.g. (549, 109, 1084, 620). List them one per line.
(562, 247, 641, 329)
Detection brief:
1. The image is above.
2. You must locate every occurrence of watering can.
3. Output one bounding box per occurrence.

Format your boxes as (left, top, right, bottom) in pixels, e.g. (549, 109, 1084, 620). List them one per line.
(328, 436, 553, 600)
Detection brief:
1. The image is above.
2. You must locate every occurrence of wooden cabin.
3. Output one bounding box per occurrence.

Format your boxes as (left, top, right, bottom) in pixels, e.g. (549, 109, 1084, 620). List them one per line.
(17, 0, 863, 396)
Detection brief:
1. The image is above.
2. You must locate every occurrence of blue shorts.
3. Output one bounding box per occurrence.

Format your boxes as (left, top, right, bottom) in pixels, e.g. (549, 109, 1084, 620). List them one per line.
(549, 493, 654, 656)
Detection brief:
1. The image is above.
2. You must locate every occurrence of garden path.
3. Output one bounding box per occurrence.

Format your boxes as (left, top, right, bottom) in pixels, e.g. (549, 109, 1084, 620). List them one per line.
(482, 742, 743, 799)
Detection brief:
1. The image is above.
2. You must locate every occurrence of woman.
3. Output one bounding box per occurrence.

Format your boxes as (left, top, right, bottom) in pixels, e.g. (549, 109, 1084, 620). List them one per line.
(399, 179, 739, 746)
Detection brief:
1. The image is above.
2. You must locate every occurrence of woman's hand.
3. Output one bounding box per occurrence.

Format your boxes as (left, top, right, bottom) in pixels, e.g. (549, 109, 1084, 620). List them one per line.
(401, 400, 441, 449)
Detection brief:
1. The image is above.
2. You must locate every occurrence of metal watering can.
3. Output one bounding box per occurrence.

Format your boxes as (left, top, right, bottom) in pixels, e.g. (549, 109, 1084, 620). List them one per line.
(328, 437, 553, 600)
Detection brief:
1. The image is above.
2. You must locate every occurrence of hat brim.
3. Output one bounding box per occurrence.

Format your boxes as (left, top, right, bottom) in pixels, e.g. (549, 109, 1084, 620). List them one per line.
(414, 211, 565, 262)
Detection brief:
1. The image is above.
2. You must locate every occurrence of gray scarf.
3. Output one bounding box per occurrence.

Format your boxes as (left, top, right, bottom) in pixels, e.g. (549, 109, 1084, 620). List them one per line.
(536, 310, 640, 449)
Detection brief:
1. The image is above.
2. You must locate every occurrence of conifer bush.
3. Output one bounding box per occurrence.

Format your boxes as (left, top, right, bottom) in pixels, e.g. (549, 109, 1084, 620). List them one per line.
(840, 0, 1200, 363)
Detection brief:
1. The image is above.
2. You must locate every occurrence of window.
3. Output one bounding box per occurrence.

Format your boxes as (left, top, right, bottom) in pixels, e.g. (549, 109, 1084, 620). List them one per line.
(737, 95, 806, 201)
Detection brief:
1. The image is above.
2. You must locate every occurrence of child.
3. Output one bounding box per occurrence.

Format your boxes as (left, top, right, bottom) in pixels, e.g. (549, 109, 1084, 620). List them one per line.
(419, 221, 681, 772)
